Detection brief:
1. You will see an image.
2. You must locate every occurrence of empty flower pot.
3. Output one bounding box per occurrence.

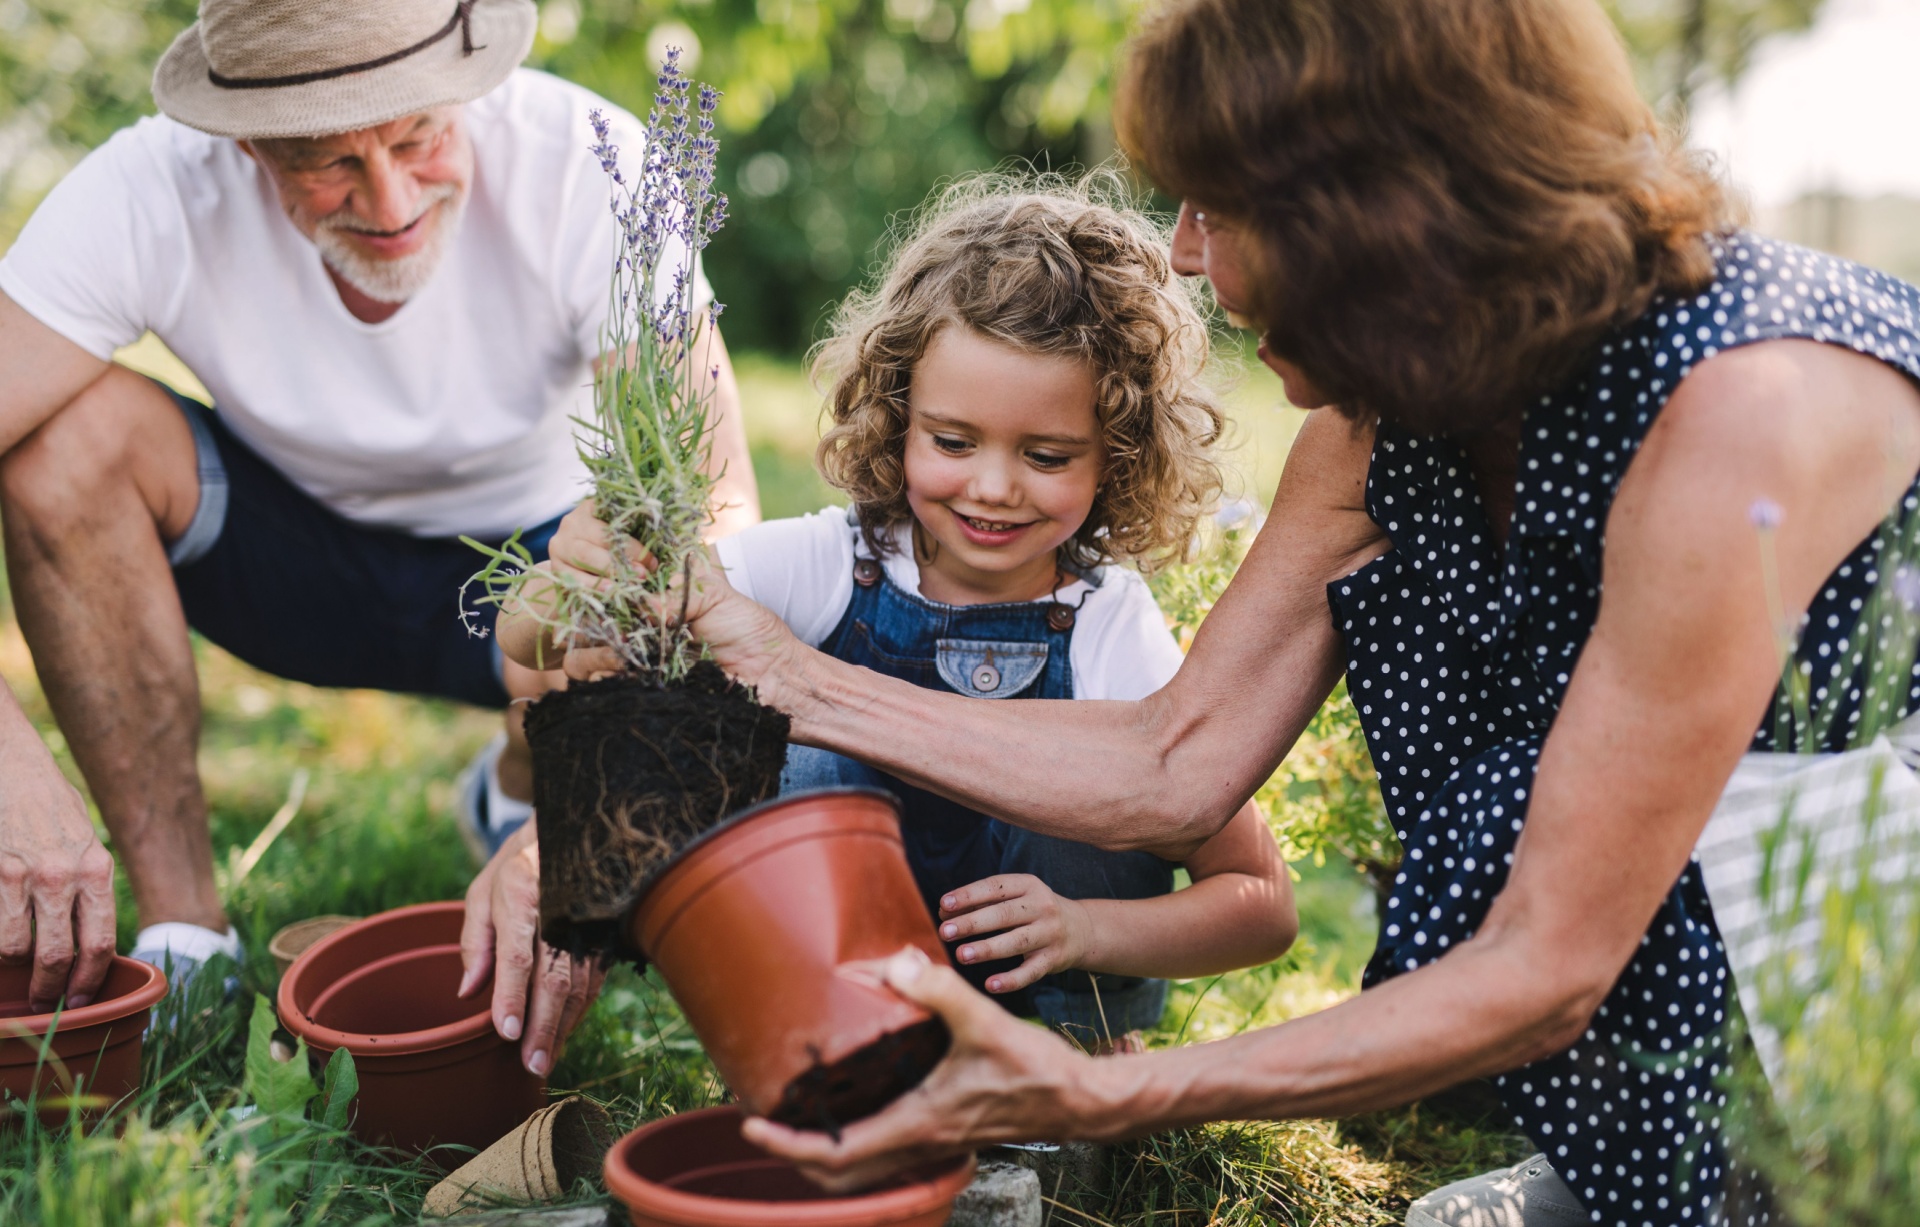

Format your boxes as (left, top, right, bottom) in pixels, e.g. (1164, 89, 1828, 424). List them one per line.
(627, 789, 951, 1133)
(604, 1105, 975, 1227)
(0, 956, 166, 1127)
(277, 901, 546, 1156)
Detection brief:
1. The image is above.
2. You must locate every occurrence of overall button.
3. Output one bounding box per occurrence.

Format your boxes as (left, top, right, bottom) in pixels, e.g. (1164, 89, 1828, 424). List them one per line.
(935, 639, 1047, 698)
(853, 559, 882, 587)
(1046, 603, 1076, 632)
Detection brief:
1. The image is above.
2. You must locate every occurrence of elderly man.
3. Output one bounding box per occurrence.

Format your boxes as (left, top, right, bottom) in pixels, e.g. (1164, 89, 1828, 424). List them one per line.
(0, 0, 755, 1077)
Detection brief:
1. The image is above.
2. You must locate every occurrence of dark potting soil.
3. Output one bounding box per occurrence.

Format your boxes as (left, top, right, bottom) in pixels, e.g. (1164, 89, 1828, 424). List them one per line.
(526, 662, 790, 957)
(766, 1017, 952, 1136)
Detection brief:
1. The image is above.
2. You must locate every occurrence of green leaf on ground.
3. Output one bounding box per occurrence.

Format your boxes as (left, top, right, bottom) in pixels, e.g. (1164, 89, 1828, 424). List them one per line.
(243, 993, 317, 1122)
(316, 1045, 358, 1132)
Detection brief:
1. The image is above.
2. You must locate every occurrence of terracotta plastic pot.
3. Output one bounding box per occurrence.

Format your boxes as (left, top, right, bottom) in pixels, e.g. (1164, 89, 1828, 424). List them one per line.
(277, 901, 545, 1155)
(0, 956, 166, 1126)
(605, 1105, 975, 1227)
(628, 789, 951, 1131)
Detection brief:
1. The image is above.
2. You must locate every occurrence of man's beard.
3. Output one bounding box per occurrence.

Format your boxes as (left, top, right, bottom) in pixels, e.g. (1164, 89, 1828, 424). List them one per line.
(311, 181, 466, 305)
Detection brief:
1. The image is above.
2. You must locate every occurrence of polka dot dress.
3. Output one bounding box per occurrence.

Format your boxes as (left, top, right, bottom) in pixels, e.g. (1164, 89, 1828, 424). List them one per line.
(1328, 233, 1920, 1226)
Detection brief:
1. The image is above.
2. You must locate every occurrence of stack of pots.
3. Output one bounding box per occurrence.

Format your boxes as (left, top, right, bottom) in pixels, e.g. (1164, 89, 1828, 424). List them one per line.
(0, 956, 167, 1126)
(277, 901, 545, 1155)
(604, 788, 972, 1225)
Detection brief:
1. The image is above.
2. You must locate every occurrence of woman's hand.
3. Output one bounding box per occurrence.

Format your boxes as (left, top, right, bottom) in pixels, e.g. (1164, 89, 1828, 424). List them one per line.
(456, 818, 606, 1075)
(740, 948, 1118, 1191)
(938, 874, 1093, 994)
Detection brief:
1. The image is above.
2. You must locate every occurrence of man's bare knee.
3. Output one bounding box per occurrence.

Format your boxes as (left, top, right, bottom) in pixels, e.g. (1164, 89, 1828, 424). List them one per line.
(0, 368, 199, 549)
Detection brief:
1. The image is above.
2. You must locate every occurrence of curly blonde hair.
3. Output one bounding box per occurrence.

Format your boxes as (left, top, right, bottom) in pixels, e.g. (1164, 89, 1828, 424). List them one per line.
(811, 173, 1225, 574)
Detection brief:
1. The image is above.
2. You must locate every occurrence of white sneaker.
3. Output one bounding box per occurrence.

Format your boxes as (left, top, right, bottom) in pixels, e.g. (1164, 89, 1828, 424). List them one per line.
(130, 922, 244, 1018)
(454, 732, 534, 862)
(1406, 1154, 1587, 1227)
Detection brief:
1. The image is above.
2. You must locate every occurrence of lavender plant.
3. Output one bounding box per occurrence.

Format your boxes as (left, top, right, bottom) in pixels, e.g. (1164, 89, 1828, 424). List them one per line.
(466, 49, 729, 682)
(1726, 498, 1920, 1219)
(1753, 496, 1920, 752)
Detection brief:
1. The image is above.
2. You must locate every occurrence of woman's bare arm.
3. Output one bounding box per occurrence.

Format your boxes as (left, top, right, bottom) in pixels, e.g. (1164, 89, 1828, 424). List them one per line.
(745, 339, 1920, 1188)
(699, 408, 1387, 858)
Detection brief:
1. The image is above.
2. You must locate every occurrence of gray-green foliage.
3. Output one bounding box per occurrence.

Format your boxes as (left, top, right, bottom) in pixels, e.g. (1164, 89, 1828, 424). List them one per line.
(1725, 774, 1920, 1223)
(1724, 503, 1920, 1220)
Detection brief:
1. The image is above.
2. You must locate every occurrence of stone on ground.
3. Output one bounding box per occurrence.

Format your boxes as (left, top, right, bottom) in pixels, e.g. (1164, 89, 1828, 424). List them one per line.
(947, 1161, 1042, 1227)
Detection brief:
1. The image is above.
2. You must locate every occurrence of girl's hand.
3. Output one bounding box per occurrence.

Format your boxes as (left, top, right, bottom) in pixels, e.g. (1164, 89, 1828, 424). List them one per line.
(538, 501, 813, 703)
(740, 948, 1119, 1191)
(547, 500, 650, 589)
(938, 874, 1093, 994)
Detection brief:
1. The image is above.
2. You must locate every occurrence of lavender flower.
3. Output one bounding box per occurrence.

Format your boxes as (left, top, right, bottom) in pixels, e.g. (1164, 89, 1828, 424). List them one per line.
(1750, 498, 1784, 531)
(465, 51, 733, 678)
(1893, 565, 1920, 615)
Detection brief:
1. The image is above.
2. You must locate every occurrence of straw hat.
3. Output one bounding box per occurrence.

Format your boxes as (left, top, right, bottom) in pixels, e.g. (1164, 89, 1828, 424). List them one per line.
(153, 0, 537, 140)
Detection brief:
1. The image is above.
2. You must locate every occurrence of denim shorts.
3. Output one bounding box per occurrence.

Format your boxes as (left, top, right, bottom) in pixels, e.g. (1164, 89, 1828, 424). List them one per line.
(162, 386, 565, 709)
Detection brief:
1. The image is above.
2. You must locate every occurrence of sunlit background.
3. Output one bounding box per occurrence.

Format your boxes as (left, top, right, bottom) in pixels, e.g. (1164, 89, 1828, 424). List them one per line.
(6, 0, 1917, 358)
(0, 2, 1916, 1221)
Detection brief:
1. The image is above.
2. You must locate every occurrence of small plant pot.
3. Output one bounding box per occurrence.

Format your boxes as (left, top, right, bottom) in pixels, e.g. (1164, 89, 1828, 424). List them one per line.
(268, 914, 360, 977)
(277, 901, 545, 1156)
(628, 789, 951, 1132)
(604, 1105, 975, 1227)
(423, 1095, 616, 1215)
(0, 956, 166, 1127)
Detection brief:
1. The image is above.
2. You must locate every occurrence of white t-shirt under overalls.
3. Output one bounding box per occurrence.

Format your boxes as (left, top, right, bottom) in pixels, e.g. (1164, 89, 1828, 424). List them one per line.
(711, 507, 1187, 700)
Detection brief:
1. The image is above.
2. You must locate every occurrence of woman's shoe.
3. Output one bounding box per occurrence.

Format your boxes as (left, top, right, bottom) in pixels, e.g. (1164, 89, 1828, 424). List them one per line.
(1405, 1154, 1587, 1226)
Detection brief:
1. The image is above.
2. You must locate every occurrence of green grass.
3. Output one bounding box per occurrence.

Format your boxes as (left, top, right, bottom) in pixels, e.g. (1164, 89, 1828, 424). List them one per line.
(0, 347, 1525, 1224)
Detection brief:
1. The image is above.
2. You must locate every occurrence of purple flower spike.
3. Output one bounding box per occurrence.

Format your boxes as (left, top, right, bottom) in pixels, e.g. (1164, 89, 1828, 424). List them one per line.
(1749, 498, 1784, 531)
(1894, 565, 1920, 615)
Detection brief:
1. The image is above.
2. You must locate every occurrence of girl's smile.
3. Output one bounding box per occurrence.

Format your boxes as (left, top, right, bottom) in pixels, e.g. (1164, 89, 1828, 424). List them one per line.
(953, 511, 1038, 544)
(904, 326, 1104, 605)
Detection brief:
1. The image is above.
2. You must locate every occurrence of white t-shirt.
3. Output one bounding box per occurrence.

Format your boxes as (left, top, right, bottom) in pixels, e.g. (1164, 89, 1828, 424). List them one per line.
(0, 69, 708, 538)
(713, 508, 1187, 701)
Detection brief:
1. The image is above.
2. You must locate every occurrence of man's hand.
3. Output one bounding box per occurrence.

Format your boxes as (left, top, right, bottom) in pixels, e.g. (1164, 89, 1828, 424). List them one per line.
(740, 948, 1114, 1191)
(938, 875, 1092, 995)
(457, 818, 605, 1075)
(0, 696, 116, 1010)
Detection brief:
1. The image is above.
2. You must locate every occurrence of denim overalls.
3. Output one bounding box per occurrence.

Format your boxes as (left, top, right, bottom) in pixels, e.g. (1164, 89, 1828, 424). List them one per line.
(781, 536, 1174, 1042)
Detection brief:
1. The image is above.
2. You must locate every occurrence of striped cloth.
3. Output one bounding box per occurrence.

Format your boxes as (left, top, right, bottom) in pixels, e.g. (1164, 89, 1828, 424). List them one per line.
(1697, 718, 1920, 1089)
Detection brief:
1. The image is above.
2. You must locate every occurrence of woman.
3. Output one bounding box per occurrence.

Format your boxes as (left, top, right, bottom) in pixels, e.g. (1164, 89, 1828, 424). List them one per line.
(547, 0, 1920, 1221)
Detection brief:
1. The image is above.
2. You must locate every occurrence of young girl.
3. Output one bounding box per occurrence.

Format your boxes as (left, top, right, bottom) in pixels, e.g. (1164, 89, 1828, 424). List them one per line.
(507, 181, 1295, 1048)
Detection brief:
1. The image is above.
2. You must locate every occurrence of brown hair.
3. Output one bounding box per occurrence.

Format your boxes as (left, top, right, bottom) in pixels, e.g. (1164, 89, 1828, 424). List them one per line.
(1115, 0, 1731, 434)
(812, 173, 1225, 573)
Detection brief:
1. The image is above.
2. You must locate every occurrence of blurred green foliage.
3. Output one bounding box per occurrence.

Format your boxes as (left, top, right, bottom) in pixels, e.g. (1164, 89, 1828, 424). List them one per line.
(1150, 520, 1398, 893)
(3, 0, 1832, 354)
(1602, 0, 1827, 112)
(1725, 829, 1920, 1225)
(527, 0, 1138, 351)
(0, 0, 1139, 353)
